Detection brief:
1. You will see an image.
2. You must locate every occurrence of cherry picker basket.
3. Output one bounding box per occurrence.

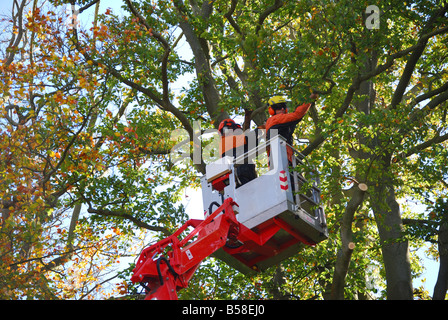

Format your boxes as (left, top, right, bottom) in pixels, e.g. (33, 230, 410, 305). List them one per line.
(201, 135, 328, 275)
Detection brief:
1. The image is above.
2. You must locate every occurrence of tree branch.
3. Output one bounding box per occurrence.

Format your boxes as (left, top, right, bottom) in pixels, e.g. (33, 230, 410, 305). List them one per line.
(394, 131, 448, 162)
(123, 0, 170, 50)
(403, 88, 448, 134)
(173, 0, 228, 127)
(70, 16, 195, 139)
(3, 0, 26, 66)
(224, 0, 243, 36)
(80, 274, 119, 300)
(87, 206, 171, 236)
(402, 218, 439, 229)
(411, 81, 448, 107)
(78, 0, 100, 14)
(123, 0, 172, 105)
(330, 183, 366, 299)
(256, 0, 284, 34)
(390, 5, 448, 110)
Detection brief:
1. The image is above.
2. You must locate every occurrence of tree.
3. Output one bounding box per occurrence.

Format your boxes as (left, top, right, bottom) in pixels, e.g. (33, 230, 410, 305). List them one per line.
(1, 0, 447, 300)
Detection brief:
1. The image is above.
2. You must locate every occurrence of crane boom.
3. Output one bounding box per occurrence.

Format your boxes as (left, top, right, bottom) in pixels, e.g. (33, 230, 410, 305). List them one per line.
(131, 198, 241, 299)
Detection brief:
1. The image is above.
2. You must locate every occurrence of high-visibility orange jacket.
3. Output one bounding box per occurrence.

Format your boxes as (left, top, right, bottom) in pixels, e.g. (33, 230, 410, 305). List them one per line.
(265, 102, 311, 161)
(219, 133, 247, 158)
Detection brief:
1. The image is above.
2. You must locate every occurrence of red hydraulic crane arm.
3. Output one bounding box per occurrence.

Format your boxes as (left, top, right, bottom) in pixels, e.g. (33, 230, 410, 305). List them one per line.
(131, 198, 243, 300)
(131, 197, 316, 300)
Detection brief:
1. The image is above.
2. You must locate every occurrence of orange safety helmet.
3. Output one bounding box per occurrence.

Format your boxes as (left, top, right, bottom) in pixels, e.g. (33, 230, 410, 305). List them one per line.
(218, 118, 241, 133)
(268, 96, 288, 115)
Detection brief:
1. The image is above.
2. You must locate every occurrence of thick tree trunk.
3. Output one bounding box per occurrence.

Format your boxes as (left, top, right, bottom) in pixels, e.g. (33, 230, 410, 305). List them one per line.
(371, 175, 413, 300)
(329, 55, 372, 300)
(330, 186, 365, 299)
(433, 219, 448, 300)
(175, 3, 228, 127)
(269, 265, 289, 300)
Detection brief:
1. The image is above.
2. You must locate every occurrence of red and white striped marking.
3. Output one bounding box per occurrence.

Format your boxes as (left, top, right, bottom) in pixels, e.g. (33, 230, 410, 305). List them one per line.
(279, 170, 288, 190)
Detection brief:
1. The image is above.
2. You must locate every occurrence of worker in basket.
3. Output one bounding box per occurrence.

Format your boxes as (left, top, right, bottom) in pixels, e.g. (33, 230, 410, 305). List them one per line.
(265, 93, 318, 165)
(218, 118, 257, 187)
